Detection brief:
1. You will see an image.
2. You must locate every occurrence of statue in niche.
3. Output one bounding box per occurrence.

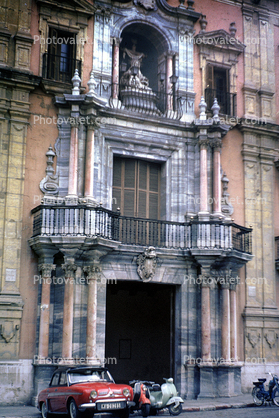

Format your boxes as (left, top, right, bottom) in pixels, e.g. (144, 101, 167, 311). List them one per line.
(120, 40, 150, 90)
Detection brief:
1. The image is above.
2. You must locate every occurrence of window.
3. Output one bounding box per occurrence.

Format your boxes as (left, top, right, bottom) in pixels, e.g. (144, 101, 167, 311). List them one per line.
(112, 158, 160, 220)
(43, 28, 81, 83)
(50, 372, 60, 387)
(205, 65, 236, 116)
(59, 372, 67, 386)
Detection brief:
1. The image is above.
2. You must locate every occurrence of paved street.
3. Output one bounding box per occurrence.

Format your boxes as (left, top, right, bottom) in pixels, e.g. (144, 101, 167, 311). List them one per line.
(0, 405, 279, 418)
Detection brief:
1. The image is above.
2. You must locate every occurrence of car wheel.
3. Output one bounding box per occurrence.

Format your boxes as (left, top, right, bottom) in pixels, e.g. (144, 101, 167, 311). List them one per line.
(41, 402, 50, 418)
(252, 387, 264, 406)
(69, 399, 81, 418)
(273, 388, 279, 406)
(168, 403, 182, 416)
(119, 407, 129, 418)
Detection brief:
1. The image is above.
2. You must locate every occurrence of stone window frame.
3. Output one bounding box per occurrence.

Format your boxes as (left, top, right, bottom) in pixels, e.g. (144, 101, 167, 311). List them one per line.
(36, 2, 91, 91)
(195, 29, 245, 115)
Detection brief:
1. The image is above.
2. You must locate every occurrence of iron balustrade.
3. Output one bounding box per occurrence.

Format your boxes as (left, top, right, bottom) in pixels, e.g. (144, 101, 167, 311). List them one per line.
(205, 88, 237, 117)
(42, 53, 82, 84)
(31, 205, 252, 254)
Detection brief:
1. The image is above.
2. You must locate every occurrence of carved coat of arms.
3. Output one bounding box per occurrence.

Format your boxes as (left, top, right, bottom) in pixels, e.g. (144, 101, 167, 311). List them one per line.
(137, 246, 157, 282)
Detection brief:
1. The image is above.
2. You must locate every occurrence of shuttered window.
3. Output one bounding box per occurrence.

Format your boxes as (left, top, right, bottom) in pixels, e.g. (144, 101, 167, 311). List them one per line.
(112, 157, 160, 219)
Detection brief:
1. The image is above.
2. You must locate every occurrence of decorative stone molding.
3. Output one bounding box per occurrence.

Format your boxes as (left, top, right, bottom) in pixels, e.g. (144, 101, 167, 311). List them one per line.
(38, 263, 55, 279)
(137, 246, 157, 282)
(83, 265, 102, 281)
(221, 172, 234, 216)
(134, 0, 156, 11)
(264, 332, 278, 350)
(246, 332, 260, 349)
(0, 323, 19, 343)
(62, 263, 77, 279)
(39, 146, 59, 195)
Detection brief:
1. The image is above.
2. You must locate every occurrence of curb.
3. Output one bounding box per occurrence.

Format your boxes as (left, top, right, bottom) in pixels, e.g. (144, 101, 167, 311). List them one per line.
(182, 402, 255, 412)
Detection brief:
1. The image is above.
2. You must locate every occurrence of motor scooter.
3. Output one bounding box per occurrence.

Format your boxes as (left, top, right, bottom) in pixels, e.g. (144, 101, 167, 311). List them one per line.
(252, 372, 279, 406)
(146, 378, 184, 415)
(129, 380, 151, 417)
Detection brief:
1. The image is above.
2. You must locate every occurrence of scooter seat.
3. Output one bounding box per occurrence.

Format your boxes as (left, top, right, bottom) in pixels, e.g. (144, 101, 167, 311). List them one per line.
(258, 379, 266, 383)
(253, 382, 262, 386)
(150, 384, 161, 392)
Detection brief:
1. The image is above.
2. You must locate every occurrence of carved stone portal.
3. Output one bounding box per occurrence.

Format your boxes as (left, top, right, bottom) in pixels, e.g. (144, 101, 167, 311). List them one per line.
(137, 246, 157, 282)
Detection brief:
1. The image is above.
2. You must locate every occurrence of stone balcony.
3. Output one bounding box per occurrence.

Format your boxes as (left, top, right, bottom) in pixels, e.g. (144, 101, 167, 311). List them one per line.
(29, 204, 252, 268)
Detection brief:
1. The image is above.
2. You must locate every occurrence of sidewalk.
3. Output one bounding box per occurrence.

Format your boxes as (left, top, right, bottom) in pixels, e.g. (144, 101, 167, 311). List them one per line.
(0, 394, 255, 417)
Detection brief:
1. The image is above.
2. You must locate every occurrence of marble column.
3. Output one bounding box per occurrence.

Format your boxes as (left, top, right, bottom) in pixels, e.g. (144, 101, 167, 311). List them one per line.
(201, 281, 211, 361)
(221, 280, 231, 362)
(61, 263, 77, 360)
(112, 38, 120, 100)
(68, 119, 79, 197)
(212, 138, 222, 214)
(84, 123, 95, 199)
(38, 263, 55, 359)
(84, 265, 101, 362)
(230, 281, 237, 361)
(166, 51, 174, 111)
(199, 138, 209, 214)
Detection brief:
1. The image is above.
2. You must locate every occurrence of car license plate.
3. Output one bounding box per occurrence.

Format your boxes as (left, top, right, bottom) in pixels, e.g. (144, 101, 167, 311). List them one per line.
(97, 402, 125, 411)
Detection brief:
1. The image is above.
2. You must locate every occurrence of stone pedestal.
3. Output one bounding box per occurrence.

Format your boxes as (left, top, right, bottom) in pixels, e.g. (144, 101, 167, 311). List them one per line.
(198, 363, 243, 398)
(198, 364, 218, 398)
(184, 363, 200, 399)
(217, 364, 242, 397)
(32, 364, 57, 406)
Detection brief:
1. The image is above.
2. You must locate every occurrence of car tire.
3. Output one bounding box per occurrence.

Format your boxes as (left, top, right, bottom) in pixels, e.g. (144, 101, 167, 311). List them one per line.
(41, 401, 51, 418)
(168, 403, 182, 416)
(69, 399, 81, 418)
(119, 407, 129, 418)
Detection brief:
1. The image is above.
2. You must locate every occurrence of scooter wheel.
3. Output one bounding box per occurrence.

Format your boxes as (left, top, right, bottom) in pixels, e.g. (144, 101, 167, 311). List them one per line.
(273, 388, 279, 406)
(252, 387, 264, 406)
(168, 403, 182, 415)
(141, 404, 150, 417)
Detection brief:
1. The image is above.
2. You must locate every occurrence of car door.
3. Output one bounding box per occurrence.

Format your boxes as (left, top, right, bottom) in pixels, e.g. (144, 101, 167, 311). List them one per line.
(56, 371, 68, 412)
(47, 372, 60, 412)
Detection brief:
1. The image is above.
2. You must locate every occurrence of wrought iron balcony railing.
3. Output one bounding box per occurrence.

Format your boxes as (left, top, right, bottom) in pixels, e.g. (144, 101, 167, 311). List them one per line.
(42, 53, 82, 84)
(31, 205, 252, 254)
(205, 88, 237, 117)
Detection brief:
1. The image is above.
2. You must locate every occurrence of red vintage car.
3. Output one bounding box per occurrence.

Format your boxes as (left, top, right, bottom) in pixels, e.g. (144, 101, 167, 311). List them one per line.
(37, 366, 134, 418)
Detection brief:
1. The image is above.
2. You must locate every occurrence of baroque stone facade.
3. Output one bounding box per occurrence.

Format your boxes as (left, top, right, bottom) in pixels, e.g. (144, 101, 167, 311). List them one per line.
(0, 0, 279, 406)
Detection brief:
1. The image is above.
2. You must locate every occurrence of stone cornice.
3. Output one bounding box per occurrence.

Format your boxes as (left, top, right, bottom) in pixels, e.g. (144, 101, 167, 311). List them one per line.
(195, 29, 245, 54)
(35, 0, 96, 15)
(156, 0, 200, 21)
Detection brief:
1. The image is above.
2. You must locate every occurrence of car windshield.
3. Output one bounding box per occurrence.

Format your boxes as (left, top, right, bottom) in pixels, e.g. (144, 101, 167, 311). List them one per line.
(68, 369, 114, 385)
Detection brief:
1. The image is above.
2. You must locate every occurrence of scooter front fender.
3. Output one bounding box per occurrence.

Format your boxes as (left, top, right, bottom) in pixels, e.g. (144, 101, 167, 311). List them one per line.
(166, 396, 184, 407)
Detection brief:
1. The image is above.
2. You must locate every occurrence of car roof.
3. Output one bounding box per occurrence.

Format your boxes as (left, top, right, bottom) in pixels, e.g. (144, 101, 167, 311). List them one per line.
(52, 366, 108, 374)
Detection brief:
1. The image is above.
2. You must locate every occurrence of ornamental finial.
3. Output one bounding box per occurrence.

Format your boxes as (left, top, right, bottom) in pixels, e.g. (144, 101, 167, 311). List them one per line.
(72, 69, 81, 95)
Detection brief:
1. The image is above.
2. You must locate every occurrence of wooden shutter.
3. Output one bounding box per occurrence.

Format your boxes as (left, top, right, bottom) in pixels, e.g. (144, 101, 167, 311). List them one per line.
(112, 157, 160, 219)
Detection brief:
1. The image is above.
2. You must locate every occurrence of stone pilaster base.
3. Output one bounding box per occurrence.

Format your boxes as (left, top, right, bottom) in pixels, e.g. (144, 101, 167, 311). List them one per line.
(198, 364, 218, 398)
(32, 364, 57, 406)
(184, 363, 200, 399)
(197, 363, 243, 398)
(217, 364, 242, 397)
